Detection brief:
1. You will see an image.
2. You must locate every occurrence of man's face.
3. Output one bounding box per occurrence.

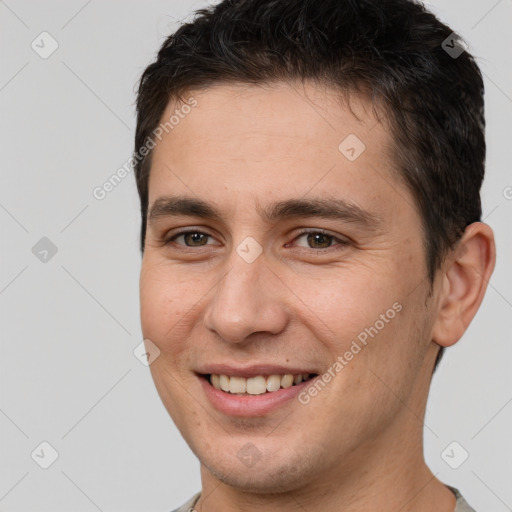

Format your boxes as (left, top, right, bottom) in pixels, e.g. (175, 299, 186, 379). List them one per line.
(140, 82, 441, 492)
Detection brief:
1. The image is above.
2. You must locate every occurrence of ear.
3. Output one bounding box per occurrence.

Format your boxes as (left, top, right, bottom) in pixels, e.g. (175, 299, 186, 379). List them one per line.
(432, 222, 496, 347)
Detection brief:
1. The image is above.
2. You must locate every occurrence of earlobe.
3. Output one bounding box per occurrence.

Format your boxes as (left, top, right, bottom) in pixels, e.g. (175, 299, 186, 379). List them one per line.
(431, 222, 496, 348)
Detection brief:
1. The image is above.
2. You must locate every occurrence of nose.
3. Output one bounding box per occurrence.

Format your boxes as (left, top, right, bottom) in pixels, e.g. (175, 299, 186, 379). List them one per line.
(202, 250, 289, 344)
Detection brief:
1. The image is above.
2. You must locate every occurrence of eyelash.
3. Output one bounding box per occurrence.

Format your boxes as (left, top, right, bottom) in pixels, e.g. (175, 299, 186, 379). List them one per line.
(165, 229, 348, 251)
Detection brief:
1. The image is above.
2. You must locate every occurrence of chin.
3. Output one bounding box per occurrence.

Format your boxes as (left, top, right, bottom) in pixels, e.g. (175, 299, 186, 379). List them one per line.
(198, 444, 316, 494)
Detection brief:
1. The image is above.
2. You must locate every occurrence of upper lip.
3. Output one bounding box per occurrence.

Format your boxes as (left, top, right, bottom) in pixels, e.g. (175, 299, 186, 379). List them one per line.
(196, 364, 318, 378)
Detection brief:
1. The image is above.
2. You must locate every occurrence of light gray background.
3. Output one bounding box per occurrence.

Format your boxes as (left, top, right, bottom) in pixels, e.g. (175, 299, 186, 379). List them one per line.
(0, 1, 511, 511)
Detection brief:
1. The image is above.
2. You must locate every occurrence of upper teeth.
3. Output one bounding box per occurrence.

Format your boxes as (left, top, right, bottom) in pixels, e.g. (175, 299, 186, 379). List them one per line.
(210, 373, 310, 395)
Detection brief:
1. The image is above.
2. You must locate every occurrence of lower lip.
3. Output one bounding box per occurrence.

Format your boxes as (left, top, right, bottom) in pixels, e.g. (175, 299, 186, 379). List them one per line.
(199, 376, 313, 417)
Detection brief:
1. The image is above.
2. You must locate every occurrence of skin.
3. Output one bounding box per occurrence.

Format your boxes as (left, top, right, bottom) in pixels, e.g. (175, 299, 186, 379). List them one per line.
(139, 81, 495, 511)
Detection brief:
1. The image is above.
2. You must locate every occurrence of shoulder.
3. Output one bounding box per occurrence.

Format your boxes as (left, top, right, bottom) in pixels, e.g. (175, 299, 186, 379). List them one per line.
(170, 492, 201, 512)
(170, 489, 479, 511)
(449, 487, 477, 512)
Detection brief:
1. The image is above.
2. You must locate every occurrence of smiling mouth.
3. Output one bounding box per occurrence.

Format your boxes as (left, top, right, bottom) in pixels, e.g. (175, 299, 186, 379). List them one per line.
(203, 373, 318, 395)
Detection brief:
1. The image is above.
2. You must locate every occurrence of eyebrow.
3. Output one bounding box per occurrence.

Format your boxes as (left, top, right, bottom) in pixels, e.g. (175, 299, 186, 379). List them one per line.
(148, 195, 381, 230)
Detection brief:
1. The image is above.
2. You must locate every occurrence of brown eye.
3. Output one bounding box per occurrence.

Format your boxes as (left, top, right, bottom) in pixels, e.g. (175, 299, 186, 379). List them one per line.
(292, 230, 347, 250)
(306, 232, 334, 249)
(182, 232, 209, 246)
(167, 231, 214, 247)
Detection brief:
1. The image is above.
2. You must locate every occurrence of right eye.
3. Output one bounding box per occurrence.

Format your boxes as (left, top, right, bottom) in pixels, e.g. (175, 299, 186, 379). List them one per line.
(165, 230, 220, 248)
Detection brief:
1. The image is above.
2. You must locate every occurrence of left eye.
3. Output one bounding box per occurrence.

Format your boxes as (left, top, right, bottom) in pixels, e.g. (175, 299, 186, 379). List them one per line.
(291, 231, 346, 249)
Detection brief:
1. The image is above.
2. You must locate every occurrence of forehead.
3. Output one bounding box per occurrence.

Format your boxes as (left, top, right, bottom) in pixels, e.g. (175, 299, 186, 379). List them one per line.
(156, 81, 389, 162)
(148, 81, 414, 223)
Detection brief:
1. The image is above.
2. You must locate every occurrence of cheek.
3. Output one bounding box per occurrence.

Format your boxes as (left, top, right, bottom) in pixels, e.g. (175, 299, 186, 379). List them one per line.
(296, 266, 429, 396)
(139, 261, 201, 345)
(287, 266, 404, 344)
(357, 291, 432, 404)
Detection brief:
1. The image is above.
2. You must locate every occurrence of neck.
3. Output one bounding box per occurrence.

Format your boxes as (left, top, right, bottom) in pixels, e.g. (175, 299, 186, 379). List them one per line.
(197, 422, 455, 512)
